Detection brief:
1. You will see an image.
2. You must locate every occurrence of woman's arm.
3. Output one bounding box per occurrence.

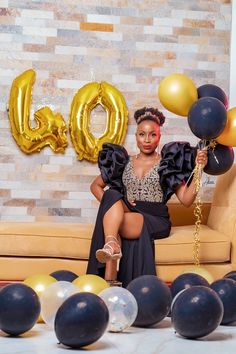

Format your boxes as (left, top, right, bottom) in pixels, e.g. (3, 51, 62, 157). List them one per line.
(90, 174, 106, 202)
(175, 149, 208, 207)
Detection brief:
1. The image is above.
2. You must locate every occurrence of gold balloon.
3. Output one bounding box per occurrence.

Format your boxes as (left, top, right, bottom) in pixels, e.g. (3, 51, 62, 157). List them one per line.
(158, 73, 198, 116)
(73, 274, 109, 294)
(23, 274, 57, 297)
(216, 107, 236, 146)
(69, 81, 128, 162)
(23, 274, 57, 323)
(182, 267, 214, 284)
(8, 69, 68, 154)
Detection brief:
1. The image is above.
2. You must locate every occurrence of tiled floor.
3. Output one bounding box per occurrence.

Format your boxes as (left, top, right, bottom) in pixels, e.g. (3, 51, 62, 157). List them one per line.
(1, 317, 236, 354)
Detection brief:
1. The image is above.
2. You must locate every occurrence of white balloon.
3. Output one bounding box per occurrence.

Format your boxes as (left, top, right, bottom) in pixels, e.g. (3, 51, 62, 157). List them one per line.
(99, 286, 138, 332)
(40, 281, 79, 327)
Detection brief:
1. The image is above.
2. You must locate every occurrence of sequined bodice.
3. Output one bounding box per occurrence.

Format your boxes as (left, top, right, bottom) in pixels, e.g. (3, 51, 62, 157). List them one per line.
(122, 157, 164, 203)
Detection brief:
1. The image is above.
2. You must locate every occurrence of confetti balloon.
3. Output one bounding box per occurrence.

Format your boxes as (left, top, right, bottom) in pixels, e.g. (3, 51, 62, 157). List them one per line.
(99, 286, 138, 332)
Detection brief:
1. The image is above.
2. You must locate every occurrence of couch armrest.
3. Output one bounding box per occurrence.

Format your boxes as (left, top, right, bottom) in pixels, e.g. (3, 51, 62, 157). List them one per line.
(168, 202, 211, 226)
(228, 221, 236, 267)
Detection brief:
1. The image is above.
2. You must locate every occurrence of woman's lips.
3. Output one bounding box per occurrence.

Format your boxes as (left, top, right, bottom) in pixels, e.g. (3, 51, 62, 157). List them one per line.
(143, 145, 152, 149)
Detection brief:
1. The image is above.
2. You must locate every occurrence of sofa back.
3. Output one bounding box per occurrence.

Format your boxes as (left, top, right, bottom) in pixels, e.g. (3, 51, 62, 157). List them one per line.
(168, 202, 211, 226)
(207, 163, 236, 239)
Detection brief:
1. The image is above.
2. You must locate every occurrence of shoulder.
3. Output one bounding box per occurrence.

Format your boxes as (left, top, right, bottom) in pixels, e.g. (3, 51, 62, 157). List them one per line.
(159, 141, 196, 170)
(160, 141, 195, 156)
(98, 143, 129, 185)
(158, 141, 196, 202)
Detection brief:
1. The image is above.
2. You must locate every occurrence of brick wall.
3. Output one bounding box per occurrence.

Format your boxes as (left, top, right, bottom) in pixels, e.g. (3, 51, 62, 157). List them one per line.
(0, 0, 232, 222)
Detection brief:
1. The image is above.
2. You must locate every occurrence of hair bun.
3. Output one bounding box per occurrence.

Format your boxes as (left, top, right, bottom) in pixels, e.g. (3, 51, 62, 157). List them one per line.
(134, 107, 165, 126)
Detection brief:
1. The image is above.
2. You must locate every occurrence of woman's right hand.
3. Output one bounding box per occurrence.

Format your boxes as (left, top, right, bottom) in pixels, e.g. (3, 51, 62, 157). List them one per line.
(128, 199, 136, 206)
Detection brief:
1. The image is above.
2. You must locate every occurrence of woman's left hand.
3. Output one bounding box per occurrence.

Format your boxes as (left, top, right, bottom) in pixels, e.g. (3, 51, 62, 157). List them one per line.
(195, 149, 208, 167)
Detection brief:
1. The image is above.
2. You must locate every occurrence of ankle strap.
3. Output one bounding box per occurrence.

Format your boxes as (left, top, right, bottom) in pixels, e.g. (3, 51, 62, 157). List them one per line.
(105, 235, 118, 242)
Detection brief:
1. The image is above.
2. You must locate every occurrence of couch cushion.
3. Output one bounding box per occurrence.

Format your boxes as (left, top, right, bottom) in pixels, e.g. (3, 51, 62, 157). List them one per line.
(155, 225, 230, 264)
(0, 222, 94, 260)
(0, 222, 230, 266)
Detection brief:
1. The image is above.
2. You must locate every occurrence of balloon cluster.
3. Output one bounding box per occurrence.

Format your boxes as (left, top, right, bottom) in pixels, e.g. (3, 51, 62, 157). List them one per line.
(158, 74, 235, 176)
(0, 271, 138, 349)
(1, 271, 236, 345)
(170, 269, 236, 339)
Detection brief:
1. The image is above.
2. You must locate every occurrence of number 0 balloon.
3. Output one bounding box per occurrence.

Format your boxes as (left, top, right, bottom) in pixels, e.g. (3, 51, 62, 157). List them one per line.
(70, 81, 128, 162)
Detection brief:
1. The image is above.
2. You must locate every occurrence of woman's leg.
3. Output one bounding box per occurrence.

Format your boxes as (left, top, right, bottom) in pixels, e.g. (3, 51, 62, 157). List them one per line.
(102, 199, 144, 280)
(103, 200, 144, 239)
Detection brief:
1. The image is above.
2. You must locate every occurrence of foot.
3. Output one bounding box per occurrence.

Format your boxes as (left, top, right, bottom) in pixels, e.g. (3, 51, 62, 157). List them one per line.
(96, 236, 122, 263)
(106, 280, 123, 287)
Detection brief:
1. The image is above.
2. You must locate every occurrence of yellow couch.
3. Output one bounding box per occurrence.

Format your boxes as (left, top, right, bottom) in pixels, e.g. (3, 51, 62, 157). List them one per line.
(0, 164, 235, 283)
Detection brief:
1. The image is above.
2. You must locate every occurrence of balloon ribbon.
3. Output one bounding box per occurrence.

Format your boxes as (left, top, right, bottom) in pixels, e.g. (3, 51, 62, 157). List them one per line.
(193, 163, 203, 266)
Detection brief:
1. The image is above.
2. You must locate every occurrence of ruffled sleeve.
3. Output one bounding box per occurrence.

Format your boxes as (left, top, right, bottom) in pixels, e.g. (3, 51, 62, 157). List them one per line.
(98, 143, 129, 192)
(158, 141, 197, 202)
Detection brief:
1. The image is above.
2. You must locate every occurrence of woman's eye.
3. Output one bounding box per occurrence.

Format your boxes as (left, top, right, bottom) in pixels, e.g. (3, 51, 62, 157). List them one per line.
(152, 133, 156, 137)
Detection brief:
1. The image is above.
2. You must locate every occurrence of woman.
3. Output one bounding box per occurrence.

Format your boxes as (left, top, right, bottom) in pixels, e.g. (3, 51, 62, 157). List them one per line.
(86, 107, 208, 287)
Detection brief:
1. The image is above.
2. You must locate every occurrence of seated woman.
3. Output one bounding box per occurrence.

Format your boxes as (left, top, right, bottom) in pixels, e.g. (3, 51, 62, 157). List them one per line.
(86, 107, 207, 287)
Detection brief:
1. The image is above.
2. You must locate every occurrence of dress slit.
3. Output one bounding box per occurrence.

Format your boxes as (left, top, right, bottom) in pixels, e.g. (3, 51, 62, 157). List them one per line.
(86, 189, 171, 287)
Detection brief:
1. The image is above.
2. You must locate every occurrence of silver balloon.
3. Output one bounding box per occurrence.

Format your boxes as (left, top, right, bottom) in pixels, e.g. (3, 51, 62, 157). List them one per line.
(99, 286, 138, 332)
(40, 281, 79, 327)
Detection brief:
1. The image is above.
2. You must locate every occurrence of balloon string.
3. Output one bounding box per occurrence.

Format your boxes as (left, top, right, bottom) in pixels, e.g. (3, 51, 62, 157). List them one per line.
(193, 163, 203, 267)
(188, 139, 218, 266)
(206, 139, 219, 164)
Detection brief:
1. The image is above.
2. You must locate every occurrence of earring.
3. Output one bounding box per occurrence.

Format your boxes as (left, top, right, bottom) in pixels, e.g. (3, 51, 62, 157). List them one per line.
(156, 145, 160, 156)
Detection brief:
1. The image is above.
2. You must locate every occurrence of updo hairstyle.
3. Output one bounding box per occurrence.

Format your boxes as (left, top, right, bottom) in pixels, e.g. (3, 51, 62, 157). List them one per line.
(134, 107, 165, 126)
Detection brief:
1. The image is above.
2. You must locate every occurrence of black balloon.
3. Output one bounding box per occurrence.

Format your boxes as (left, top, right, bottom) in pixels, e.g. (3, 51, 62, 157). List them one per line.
(0, 283, 40, 336)
(54, 292, 109, 348)
(170, 273, 209, 298)
(171, 286, 223, 339)
(188, 97, 227, 140)
(198, 84, 228, 108)
(211, 278, 236, 325)
(203, 142, 234, 175)
(224, 271, 236, 282)
(126, 275, 172, 327)
(50, 270, 78, 282)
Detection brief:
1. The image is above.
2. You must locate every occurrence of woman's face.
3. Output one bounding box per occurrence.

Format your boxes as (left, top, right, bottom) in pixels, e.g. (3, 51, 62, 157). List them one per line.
(135, 120, 161, 155)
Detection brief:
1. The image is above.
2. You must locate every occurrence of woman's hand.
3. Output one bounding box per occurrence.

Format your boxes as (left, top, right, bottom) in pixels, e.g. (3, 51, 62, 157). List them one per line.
(195, 149, 208, 168)
(128, 199, 136, 206)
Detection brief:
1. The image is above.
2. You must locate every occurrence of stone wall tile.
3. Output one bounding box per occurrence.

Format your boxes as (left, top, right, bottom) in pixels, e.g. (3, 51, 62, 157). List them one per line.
(0, 0, 231, 221)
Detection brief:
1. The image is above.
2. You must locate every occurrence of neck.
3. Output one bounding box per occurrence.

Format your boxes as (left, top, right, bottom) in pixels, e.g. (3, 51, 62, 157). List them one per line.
(136, 152, 159, 160)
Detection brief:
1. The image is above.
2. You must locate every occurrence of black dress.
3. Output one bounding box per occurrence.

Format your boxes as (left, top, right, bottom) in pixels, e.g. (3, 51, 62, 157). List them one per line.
(86, 142, 196, 287)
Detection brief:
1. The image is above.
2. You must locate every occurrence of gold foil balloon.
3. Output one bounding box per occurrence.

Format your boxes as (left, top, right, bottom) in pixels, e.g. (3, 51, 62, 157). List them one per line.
(158, 73, 198, 116)
(182, 267, 214, 284)
(8, 69, 68, 154)
(69, 81, 128, 162)
(23, 274, 57, 323)
(73, 274, 109, 295)
(216, 107, 236, 147)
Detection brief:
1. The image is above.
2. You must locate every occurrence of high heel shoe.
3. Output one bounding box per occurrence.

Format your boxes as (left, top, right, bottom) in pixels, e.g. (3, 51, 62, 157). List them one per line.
(96, 235, 122, 263)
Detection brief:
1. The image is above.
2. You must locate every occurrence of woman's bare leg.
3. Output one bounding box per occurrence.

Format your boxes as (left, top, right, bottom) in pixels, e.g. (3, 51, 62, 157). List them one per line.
(102, 200, 144, 280)
(104, 259, 119, 281)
